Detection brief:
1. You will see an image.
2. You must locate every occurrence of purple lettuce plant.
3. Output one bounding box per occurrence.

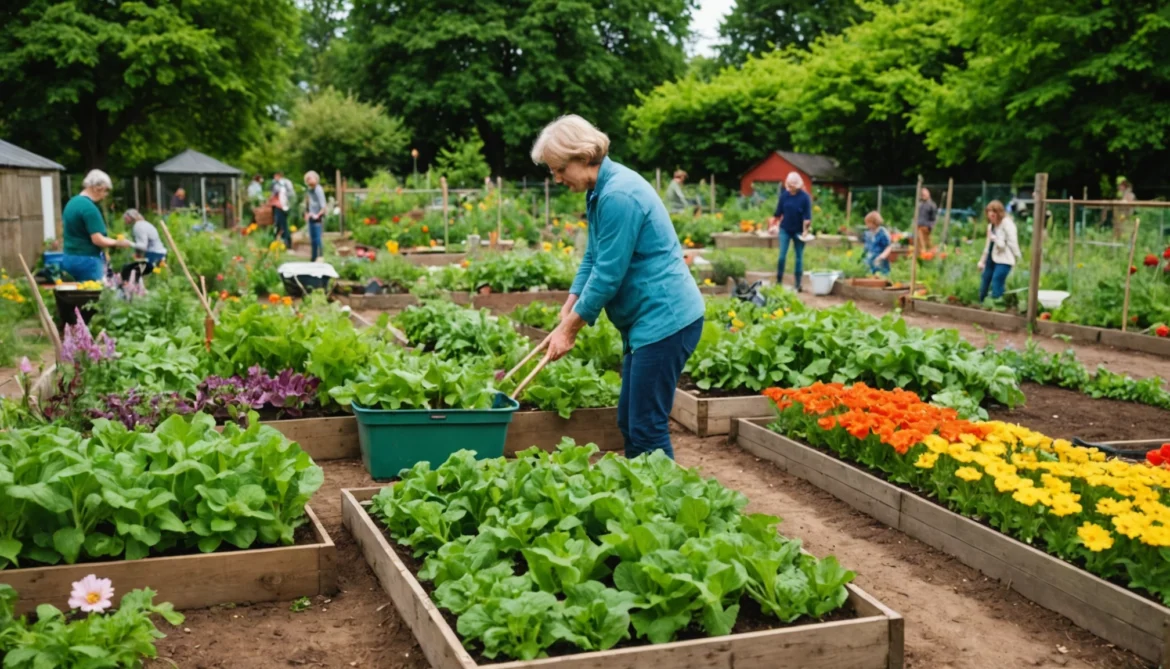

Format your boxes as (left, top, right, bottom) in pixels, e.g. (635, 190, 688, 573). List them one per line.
(197, 366, 320, 424)
(90, 389, 197, 430)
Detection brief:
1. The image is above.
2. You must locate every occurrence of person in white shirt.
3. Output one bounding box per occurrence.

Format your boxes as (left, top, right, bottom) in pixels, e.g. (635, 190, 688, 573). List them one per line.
(976, 200, 1022, 302)
(122, 209, 167, 266)
(246, 174, 264, 202)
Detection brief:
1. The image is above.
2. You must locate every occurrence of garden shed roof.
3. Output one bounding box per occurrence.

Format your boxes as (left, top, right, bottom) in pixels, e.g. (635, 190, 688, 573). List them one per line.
(775, 151, 849, 182)
(0, 139, 64, 170)
(154, 148, 243, 176)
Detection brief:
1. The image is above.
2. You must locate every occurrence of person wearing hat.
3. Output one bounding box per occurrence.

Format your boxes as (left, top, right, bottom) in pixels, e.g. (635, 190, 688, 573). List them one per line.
(123, 209, 167, 266)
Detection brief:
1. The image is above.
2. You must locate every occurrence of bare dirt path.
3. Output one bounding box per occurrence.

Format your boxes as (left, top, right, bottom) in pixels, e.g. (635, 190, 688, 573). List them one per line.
(150, 430, 1149, 669)
(798, 292, 1170, 387)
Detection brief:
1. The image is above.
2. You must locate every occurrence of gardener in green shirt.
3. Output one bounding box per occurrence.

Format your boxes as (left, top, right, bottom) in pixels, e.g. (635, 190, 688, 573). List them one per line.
(61, 170, 132, 281)
(531, 115, 705, 460)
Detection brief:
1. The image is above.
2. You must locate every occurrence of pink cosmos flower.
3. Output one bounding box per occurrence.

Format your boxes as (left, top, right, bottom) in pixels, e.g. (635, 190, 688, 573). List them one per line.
(68, 575, 115, 613)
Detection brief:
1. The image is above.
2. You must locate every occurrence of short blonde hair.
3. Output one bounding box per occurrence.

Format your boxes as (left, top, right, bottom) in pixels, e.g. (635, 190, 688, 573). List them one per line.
(785, 171, 804, 189)
(82, 169, 112, 190)
(530, 115, 610, 167)
(864, 211, 883, 227)
(304, 170, 319, 183)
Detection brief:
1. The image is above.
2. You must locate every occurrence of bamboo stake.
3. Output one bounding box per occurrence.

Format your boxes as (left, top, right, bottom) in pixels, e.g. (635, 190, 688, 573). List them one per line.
(511, 352, 552, 399)
(496, 176, 503, 243)
(133, 176, 140, 211)
(1025, 173, 1049, 325)
(1067, 197, 1075, 292)
(158, 220, 214, 320)
(17, 253, 63, 360)
(844, 189, 853, 228)
(1121, 216, 1142, 332)
(441, 177, 449, 249)
(907, 175, 925, 300)
(938, 177, 955, 247)
(544, 179, 550, 227)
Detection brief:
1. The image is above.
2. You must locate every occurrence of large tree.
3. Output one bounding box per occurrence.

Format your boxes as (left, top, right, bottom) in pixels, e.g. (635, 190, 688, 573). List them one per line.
(716, 0, 873, 66)
(912, 0, 1170, 187)
(342, 0, 695, 176)
(0, 0, 301, 172)
(279, 88, 409, 179)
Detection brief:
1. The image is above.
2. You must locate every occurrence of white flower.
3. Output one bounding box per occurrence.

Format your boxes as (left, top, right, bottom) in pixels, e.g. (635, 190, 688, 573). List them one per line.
(69, 575, 114, 613)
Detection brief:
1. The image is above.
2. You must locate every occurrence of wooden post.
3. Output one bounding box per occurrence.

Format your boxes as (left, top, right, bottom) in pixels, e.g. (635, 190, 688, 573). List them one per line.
(1025, 173, 1049, 326)
(1121, 216, 1141, 332)
(544, 178, 550, 227)
(938, 177, 955, 247)
(710, 174, 716, 214)
(441, 177, 449, 249)
(876, 185, 883, 214)
(156, 175, 163, 214)
(844, 189, 853, 227)
(146, 180, 152, 214)
(1067, 197, 1075, 292)
(496, 176, 503, 242)
(697, 178, 705, 215)
(340, 176, 347, 237)
(656, 168, 662, 194)
(981, 180, 987, 207)
(200, 177, 207, 225)
(907, 176, 925, 299)
(16, 253, 63, 360)
(158, 220, 215, 321)
(133, 176, 140, 211)
(66, 174, 72, 197)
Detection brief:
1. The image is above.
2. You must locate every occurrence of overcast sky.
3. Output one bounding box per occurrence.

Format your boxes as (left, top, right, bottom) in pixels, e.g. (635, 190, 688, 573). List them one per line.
(690, 0, 736, 57)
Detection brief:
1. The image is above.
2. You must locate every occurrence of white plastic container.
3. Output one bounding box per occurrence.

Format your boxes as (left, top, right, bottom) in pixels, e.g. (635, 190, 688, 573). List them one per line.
(1037, 290, 1070, 309)
(809, 271, 841, 296)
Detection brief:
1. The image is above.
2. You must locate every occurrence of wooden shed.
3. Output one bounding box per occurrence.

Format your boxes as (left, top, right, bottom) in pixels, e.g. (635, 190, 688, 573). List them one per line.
(0, 139, 64, 272)
(740, 150, 850, 196)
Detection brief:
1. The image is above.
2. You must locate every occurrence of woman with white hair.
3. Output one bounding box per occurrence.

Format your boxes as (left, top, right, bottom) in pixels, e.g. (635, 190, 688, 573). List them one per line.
(303, 170, 326, 261)
(62, 170, 132, 281)
(531, 114, 705, 460)
(122, 209, 167, 266)
(768, 172, 813, 291)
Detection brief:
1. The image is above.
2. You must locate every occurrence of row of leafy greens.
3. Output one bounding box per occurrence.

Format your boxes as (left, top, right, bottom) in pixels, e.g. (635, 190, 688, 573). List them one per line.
(371, 441, 855, 661)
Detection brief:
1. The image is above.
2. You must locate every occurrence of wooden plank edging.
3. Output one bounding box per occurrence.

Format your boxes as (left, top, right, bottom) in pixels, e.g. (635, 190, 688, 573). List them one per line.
(262, 415, 360, 461)
(669, 387, 773, 437)
(732, 419, 1170, 665)
(506, 407, 624, 455)
(2, 505, 336, 615)
(341, 487, 903, 669)
(907, 299, 1028, 332)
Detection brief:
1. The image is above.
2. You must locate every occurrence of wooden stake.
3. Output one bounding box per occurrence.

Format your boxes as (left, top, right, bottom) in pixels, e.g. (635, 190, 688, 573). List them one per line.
(844, 189, 853, 227)
(158, 220, 214, 320)
(876, 185, 883, 214)
(441, 177, 449, 249)
(496, 176, 503, 242)
(656, 168, 661, 194)
(544, 178, 550, 227)
(907, 175, 924, 299)
(16, 253, 63, 360)
(710, 174, 716, 214)
(200, 177, 207, 225)
(156, 175, 163, 214)
(938, 177, 955, 247)
(1121, 216, 1142, 332)
(133, 176, 140, 211)
(1067, 197, 1075, 292)
(1025, 173, 1049, 325)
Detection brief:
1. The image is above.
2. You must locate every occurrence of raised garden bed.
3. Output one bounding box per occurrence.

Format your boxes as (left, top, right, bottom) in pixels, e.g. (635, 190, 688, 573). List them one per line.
(341, 486, 905, 669)
(472, 290, 571, 313)
(712, 232, 777, 250)
(908, 298, 1028, 332)
(731, 418, 1170, 666)
(671, 387, 772, 437)
(1033, 320, 1103, 344)
(835, 282, 907, 307)
(262, 415, 361, 461)
(4, 505, 336, 616)
(505, 407, 622, 455)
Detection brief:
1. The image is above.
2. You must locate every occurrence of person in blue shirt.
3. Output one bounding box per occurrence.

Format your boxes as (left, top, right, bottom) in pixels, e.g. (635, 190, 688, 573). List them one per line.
(862, 211, 893, 276)
(768, 172, 812, 291)
(531, 114, 705, 460)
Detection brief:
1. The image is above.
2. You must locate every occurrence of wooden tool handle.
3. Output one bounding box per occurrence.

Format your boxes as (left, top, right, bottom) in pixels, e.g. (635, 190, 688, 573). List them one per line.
(501, 335, 550, 383)
(511, 351, 552, 400)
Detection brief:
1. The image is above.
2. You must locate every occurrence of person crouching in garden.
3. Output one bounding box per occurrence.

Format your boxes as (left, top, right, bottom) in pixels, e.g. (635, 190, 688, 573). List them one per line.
(62, 170, 132, 281)
(304, 171, 327, 262)
(862, 211, 892, 276)
(530, 114, 704, 460)
(977, 200, 1022, 302)
(122, 209, 167, 267)
(768, 172, 812, 291)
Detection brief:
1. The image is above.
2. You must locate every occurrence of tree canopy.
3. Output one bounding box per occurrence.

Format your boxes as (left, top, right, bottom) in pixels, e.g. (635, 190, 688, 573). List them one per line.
(0, 0, 301, 172)
(716, 0, 873, 66)
(341, 0, 695, 176)
(278, 88, 408, 180)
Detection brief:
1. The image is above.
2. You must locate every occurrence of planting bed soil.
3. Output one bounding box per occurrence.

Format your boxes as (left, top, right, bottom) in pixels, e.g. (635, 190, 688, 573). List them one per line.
(987, 383, 1170, 443)
(147, 433, 1145, 669)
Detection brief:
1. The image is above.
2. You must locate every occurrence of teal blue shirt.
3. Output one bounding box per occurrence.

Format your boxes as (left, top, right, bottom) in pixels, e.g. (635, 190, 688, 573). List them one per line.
(571, 157, 705, 351)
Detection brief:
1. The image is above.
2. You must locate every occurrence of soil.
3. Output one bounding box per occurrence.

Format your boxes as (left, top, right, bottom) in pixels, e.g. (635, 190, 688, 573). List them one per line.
(677, 373, 759, 398)
(988, 383, 1170, 443)
(148, 430, 1150, 669)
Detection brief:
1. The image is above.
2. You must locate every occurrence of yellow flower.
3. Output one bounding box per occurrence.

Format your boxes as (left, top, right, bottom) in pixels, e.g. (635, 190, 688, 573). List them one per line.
(732, 318, 745, 329)
(557, 240, 565, 249)
(1077, 523, 1114, 552)
(290, 225, 298, 232)
(269, 240, 286, 252)
(1112, 512, 1149, 539)
(714, 213, 723, 220)
(563, 246, 573, 255)
(813, 205, 822, 214)
(1012, 487, 1042, 506)
(385, 240, 400, 254)
(55, 278, 63, 285)
(152, 267, 161, 274)
(727, 310, 736, 319)
(1049, 493, 1082, 517)
(281, 296, 293, 306)
(772, 308, 784, 318)
(115, 233, 125, 241)
(955, 467, 983, 482)
(1140, 524, 1170, 547)
(845, 250, 854, 258)
(542, 242, 552, 252)
(703, 278, 714, 286)
(463, 202, 473, 211)
(915, 452, 939, 469)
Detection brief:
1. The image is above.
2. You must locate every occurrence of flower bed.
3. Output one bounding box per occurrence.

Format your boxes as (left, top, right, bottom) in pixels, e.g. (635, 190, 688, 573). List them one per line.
(742, 381, 1170, 663)
(341, 442, 903, 668)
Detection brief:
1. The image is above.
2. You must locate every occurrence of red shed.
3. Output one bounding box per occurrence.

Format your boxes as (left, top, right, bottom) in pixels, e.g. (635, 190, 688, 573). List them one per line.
(740, 150, 850, 196)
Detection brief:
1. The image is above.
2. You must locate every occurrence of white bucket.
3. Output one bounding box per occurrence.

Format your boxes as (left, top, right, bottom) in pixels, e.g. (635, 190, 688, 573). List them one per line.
(809, 271, 840, 296)
(1037, 290, 1070, 309)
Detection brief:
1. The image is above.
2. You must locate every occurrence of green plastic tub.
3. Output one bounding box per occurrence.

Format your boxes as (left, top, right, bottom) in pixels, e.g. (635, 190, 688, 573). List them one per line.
(351, 394, 519, 480)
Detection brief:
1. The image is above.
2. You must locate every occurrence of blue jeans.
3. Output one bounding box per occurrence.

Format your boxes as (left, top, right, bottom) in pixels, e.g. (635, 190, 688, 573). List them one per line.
(865, 253, 890, 276)
(61, 254, 106, 281)
(777, 229, 805, 288)
(618, 317, 704, 460)
(309, 218, 324, 261)
(979, 259, 1013, 301)
(145, 251, 167, 265)
(273, 208, 291, 248)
